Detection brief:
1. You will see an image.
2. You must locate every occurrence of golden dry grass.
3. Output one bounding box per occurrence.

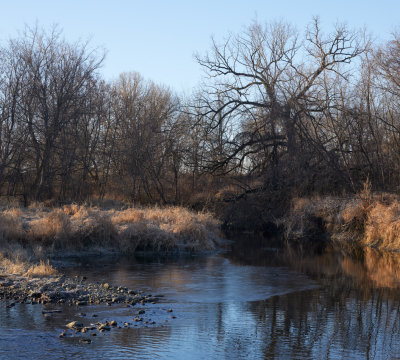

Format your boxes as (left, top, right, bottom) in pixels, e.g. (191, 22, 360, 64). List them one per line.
(0, 205, 220, 265)
(284, 191, 400, 252)
(0, 256, 57, 277)
(110, 206, 219, 252)
(0, 257, 27, 276)
(25, 259, 58, 277)
(362, 202, 400, 250)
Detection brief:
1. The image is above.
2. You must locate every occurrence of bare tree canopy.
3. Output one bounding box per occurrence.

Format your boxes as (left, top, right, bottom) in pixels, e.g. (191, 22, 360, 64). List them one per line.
(1, 20, 400, 226)
(194, 18, 368, 177)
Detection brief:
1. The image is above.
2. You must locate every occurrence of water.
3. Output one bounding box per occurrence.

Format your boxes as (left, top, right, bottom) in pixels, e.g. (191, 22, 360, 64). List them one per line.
(2, 236, 400, 359)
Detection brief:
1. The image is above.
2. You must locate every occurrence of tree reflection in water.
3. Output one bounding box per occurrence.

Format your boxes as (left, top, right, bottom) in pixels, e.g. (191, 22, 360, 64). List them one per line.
(225, 234, 400, 359)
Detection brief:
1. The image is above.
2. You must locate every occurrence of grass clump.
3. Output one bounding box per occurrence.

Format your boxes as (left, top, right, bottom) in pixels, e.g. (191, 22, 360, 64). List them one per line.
(0, 256, 57, 277)
(281, 179, 400, 252)
(0, 204, 221, 274)
(24, 259, 58, 277)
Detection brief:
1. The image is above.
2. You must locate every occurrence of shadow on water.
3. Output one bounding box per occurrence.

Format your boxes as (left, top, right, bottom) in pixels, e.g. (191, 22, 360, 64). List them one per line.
(2, 234, 400, 359)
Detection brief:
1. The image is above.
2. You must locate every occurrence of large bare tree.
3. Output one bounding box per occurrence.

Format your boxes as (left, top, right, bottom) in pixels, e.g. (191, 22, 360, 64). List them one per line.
(195, 18, 367, 181)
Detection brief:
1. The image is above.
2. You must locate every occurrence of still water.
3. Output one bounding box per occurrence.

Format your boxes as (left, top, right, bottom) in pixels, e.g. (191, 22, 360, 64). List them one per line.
(1, 236, 400, 359)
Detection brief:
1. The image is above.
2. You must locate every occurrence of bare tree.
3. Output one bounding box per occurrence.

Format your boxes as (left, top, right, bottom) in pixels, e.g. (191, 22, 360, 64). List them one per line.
(8, 25, 104, 200)
(195, 18, 367, 185)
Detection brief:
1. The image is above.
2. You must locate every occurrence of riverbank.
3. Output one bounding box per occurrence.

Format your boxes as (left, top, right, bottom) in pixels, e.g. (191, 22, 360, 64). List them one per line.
(0, 203, 219, 340)
(280, 191, 400, 252)
(0, 273, 156, 307)
(0, 269, 172, 342)
(0, 204, 220, 277)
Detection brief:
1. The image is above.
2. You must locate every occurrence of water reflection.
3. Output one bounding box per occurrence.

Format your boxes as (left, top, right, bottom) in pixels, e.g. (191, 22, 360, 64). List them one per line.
(2, 237, 400, 359)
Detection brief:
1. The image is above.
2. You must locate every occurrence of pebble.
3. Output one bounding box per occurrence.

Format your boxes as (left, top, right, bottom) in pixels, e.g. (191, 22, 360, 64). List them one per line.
(66, 321, 83, 329)
(98, 323, 111, 331)
(79, 338, 91, 344)
(0, 273, 168, 340)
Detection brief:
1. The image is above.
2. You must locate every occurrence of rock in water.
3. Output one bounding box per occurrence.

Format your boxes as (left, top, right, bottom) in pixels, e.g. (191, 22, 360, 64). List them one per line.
(79, 338, 91, 344)
(66, 321, 83, 329)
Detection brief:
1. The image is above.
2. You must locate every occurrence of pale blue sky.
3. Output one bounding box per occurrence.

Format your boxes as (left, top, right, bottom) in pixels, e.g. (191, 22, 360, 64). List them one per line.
(0, 1, 399, 93)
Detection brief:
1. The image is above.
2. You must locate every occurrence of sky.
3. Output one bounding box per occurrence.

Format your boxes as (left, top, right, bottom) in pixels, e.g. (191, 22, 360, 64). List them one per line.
(0, 0, 399, 93)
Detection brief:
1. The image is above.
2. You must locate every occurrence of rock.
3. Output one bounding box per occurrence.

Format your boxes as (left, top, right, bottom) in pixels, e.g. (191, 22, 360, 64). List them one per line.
(0, 280, 14, 287)
(110, 320, 117, 327)
(29, 291, 42, 298)
(103, 283, 110, 289)
(97, 323, 110, 331)
(167, 309, 173, 313)
(79, 338, 91, 344)
(170, 315, 176, 319)
(138, 310, 145, 315)
(112, 295, 125, 303)
(58, 331, 66, 338)
(66, 321, 83, 329)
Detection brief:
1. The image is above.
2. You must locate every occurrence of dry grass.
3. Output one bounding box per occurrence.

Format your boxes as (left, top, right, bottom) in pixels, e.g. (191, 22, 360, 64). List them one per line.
(279, 196, 347, 240)
(362, 202, 400, 250)
(0, 205, 221, 270)
(25, 259, 58, 277)
(0, 256, 57, 277)
(282, 188, 400, 252)
(110, 207, 219, 252)
(0, 257, 27, 276)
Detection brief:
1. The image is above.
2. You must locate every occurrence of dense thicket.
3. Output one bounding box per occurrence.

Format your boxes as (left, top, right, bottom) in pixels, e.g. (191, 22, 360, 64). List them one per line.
(1, 21, 400, 225)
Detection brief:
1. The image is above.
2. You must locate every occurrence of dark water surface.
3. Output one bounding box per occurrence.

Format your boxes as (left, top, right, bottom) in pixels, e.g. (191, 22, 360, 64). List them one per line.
(2, 236, 400, 359)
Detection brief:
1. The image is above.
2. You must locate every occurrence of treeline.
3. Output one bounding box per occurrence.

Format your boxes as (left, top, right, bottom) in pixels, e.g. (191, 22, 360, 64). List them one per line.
(1, 20, 400, 216)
